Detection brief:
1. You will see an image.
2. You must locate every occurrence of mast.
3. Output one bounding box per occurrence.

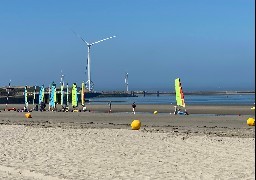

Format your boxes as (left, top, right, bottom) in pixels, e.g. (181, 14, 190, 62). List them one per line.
(66, 83, 69, 107)
(6, 79, 11, 109)
(33, 85, 36, 106)
(24, 85, 28, 109)
(60, 71, 64, 106)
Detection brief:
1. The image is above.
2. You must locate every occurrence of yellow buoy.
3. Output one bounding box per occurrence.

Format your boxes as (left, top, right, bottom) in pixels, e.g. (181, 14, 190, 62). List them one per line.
(247, 118, 255, 126)
(25, 113, 32, 118)
(131, 120, 141, 130)
(154, 111, 158, 114)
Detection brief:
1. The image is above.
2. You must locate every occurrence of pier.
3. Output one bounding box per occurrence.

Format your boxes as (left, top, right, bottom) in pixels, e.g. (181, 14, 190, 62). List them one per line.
(0, 86, 255, 105)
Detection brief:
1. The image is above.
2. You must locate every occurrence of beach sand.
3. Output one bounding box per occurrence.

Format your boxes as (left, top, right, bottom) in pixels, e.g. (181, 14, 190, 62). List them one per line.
(0, 104, 255, 179)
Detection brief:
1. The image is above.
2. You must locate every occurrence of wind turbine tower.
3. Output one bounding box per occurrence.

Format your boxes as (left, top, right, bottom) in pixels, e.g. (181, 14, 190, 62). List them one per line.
(74, 32, 116, 92)
(125, 72, 129, 92)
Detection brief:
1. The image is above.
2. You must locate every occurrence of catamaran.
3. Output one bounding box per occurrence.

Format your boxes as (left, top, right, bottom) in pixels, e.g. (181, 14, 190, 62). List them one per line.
(24, 85, 28, 110)
(81, 82, 85, 107)
(72, 83, 78, 108)
(174, 78, 188, 115)
(49, 82, 56, 110)
(39, 85, 45, 105)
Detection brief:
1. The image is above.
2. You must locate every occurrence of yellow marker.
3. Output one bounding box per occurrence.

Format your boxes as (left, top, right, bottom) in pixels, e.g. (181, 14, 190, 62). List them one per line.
(131, 120, 141, 130)
(247, 118, 255, 126)
(25, 113, 32, 118)
(154, 111, 158, 114)
(251, 107, 255, 110)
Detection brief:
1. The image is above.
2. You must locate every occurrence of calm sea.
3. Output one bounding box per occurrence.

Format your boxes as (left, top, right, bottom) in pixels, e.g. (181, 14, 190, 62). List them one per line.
(87, 94, 255, 105)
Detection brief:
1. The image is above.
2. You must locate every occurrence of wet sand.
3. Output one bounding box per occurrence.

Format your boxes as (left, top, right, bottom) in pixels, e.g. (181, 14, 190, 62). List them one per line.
(0, 104, 255, 179)
(1, 104, 254, 115)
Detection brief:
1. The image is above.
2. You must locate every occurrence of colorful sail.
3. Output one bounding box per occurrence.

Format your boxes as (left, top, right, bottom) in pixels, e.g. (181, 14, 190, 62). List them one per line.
(49, 82, 56, 108)
(33, 85, 36, 105)
(24, 85, 28, 109)
(175, 78, 185, 107)
(81, 82, 85, 106)
(54, 87, 57, 104)
(66, 83, 69, 106)
(72, 83, 78, 107)
(60, 83, 64, 106)
(39, 85, 45, 104)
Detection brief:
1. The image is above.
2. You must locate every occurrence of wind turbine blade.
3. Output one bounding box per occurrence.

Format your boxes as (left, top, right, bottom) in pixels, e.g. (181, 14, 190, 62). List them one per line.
(80, 37, 89, 45)
(72, 31, 89, 45)
(91, 35, 116, 45)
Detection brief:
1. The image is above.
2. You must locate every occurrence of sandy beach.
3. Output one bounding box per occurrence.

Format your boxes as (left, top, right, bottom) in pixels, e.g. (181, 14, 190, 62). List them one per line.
(0, 104, 255, 179)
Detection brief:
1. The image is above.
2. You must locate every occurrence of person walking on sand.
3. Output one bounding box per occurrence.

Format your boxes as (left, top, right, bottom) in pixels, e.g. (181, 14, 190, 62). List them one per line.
(132, 102, 136, 114)
(174, 106, 178, 115)
(108, 101, 112, 113)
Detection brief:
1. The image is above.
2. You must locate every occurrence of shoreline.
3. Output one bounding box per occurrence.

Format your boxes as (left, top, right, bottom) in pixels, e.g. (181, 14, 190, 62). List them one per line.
(1, 104, 254, 115)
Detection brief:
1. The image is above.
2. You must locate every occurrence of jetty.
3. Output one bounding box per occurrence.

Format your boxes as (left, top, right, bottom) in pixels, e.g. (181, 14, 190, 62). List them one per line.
(0, 86, 254, 104)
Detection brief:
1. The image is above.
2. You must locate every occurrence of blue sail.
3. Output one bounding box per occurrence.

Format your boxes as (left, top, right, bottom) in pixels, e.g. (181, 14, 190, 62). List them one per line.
(39, 85, 45, 104)
(49, 82, 56, 108)
(24, 86, 28, 108)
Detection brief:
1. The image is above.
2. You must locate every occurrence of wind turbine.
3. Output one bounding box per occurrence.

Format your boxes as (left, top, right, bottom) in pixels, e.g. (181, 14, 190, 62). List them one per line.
(74, 32, 116, 92)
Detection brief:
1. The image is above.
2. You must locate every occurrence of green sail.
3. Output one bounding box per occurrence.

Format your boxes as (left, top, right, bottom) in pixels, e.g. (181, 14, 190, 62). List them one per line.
(175, 78, 185, 107)
(60, 84, 64, 106)
(81, 82, 85, 106)
(72, 83, 78, 107)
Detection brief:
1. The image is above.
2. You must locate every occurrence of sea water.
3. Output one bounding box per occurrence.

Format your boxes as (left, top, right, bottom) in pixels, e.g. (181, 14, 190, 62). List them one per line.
(87, 94, 255, 105)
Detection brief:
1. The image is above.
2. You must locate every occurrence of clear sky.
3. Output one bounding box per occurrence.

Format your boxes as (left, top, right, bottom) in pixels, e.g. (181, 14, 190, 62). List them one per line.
(0, 0, 255, 91)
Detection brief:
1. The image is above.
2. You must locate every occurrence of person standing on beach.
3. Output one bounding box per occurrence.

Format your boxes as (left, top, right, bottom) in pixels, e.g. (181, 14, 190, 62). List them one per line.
(108, 101, 112, 113)
(173, 106, 178, 115)
(184, 109, 189, 115)
(132, 102, 136, 114)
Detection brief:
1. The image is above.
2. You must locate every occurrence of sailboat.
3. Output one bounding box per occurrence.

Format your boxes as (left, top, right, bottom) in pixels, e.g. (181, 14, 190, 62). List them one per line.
(81, 82, 85, 106)
(174, 78, 188, 115)
(39, 85, 45, 105)
(72, 83, 78, 108)
(49, 82, 56, 110)
(24, 85, 28, 110)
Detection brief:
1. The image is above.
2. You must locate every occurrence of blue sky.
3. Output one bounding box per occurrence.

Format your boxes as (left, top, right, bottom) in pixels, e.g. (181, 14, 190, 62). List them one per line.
(0, 0, 255, 91)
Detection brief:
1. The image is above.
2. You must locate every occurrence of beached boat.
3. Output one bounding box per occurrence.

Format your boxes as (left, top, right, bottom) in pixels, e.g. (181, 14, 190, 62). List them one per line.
(174, 78, 188, 115)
